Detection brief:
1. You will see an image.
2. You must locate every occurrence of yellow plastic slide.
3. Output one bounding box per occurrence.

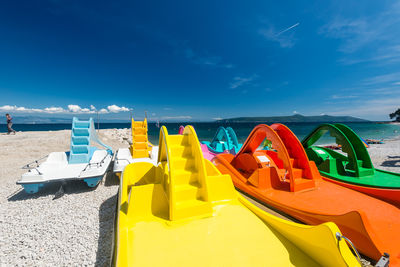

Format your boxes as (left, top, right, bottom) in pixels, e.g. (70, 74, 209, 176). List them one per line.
(113, 125, 360, 267)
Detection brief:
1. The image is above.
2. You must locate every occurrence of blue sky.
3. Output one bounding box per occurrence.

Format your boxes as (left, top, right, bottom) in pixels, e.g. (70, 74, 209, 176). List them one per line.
(1, 0, 400, 121)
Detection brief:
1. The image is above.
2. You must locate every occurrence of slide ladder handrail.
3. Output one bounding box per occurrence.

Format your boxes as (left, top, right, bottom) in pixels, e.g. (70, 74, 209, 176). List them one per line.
(143, 117, 147, 129)
(130, 118, 135, 141)
(302, 124, 362, 176)
(157, 126, 175, 215)
(89, 118, 113, 153)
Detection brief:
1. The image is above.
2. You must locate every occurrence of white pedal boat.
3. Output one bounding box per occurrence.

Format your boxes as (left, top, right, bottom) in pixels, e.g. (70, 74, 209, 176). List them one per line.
(17, 117, 113, 194)
(18, 150, 112, 193)
(113, 146, 158, 176)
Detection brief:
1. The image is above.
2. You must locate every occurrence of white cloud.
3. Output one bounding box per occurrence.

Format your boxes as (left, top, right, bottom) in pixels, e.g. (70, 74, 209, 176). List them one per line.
(0, 105, 18, 111)
(0, 105, 65, 113)
(194, 55, 222, 66)
(319, 18, 371, 53)
(259, 22, 299, 48)
(163, 107, 172, 111)
(68, 104, 82, 113)
(339, 45, 400, 65)
(320, 2, 400, 65)
(230, 75, 258, 89)
(331, 94, 358, 99)
(170, 40, 234, 69)
(0, 104, 131, 114)
(0, 105, 44, 113)
(44, 107, 65, 113)
(326, 96, 400, 120)
(363, 72, 400, 85)
(107, 105, 130, 113)
(67, 105, 102, 114)
(212, 117, 223, 120)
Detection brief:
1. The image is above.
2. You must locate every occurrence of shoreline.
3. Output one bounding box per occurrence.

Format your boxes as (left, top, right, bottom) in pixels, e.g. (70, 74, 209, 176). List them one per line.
(376, 121, 400, 125)
(4, 128, 400, 142)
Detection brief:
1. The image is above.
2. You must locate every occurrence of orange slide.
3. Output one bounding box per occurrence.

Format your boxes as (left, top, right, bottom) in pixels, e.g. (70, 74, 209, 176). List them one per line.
(212, 123, 400, 265)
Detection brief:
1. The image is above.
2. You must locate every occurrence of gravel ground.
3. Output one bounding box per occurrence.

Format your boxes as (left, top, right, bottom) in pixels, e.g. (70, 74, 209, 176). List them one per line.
(0, 129, 398, 266)
(0, 129, 128, 267)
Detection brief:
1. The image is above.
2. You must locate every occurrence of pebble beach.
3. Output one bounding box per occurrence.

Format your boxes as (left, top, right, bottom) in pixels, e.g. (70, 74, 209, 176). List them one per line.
(0, 129, 399, 266)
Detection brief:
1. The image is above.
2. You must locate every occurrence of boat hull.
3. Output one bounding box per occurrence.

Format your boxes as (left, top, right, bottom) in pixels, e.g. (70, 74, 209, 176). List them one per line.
(213, 154, 400, 265)
(322, 174, 400, 208)
(18, 150, 112, 193)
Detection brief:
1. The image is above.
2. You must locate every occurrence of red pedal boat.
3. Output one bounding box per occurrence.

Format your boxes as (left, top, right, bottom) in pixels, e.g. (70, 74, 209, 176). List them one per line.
(212, 123, 400, 265)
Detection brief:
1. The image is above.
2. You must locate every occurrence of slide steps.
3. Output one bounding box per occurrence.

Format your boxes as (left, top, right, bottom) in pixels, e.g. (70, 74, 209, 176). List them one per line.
(130, 118, 151, 158)
(167, 133, 212, 220)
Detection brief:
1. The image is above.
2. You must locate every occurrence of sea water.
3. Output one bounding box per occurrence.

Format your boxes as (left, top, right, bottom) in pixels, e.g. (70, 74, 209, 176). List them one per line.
(6, 122, 400, 145)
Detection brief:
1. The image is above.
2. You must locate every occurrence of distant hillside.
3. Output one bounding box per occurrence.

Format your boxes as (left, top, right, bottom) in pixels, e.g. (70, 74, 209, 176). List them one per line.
(0, 116, 72, 124)
(216, 114, 369, 123)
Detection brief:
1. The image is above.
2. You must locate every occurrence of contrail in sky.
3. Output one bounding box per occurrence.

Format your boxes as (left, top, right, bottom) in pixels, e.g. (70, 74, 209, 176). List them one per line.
(276, 22, 300, 36)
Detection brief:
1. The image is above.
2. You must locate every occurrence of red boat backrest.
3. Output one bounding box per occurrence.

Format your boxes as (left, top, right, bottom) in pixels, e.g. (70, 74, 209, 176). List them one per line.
(234, 124, 291, 170)
(234, 153, 259, 178)
(271, 123, 315, 180)
(232, 124, 318, 192)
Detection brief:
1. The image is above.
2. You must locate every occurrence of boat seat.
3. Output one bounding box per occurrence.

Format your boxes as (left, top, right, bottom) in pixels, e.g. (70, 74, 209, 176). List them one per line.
(47, 152, 68, 163)
(90, 149, 108, 163)
(39, 152, 69, 169)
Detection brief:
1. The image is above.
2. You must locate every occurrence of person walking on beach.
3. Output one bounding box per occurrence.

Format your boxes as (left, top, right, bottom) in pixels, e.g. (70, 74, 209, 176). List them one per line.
(6, 113, 16, 134)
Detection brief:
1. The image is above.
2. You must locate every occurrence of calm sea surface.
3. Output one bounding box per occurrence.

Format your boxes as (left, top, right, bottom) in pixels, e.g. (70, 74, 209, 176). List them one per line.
(4, 122, 400, 145)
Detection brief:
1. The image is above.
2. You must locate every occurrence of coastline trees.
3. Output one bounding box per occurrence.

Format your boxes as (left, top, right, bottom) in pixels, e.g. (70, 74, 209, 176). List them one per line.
(390, 108, 400, 122)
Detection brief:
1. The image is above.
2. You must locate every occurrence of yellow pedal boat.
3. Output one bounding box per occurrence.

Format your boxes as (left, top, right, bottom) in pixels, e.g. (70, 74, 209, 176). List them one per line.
(113, 125, 360, 267)
(113, 116, 158, 178)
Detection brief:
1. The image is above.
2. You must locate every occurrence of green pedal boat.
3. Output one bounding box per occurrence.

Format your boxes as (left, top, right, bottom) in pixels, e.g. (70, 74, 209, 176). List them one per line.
(302, 123, 400, 207)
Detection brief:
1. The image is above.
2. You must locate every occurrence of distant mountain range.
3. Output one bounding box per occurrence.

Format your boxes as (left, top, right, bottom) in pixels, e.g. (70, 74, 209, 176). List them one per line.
(216, 114, 369, 123)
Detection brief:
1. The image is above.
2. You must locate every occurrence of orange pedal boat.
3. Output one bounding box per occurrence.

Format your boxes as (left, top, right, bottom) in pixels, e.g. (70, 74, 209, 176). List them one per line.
(212, 123, 400, 265)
